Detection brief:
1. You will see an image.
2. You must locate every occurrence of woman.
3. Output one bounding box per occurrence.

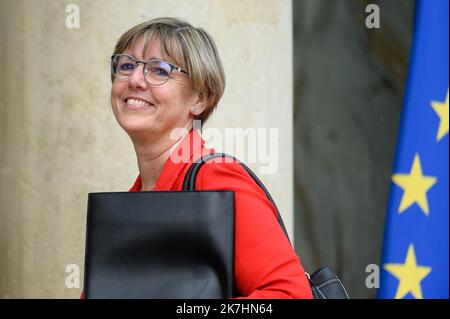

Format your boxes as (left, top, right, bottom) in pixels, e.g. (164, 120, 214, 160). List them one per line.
(110, 17, 312, 299)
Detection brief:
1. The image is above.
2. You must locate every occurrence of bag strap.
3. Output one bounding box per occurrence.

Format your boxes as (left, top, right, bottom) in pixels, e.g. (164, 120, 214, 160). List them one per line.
(182, 152, 290, 244)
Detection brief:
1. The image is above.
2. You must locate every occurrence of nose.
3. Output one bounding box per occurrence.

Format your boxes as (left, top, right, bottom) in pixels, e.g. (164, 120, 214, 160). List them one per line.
(128, 63, 148, 91)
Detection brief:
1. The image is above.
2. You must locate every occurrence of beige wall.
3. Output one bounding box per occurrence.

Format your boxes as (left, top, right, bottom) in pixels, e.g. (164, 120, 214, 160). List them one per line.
(0, 0, 293, 298)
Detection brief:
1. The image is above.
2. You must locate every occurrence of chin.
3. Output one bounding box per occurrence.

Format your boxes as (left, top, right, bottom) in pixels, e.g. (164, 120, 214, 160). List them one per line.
(117, 116, 157, 136)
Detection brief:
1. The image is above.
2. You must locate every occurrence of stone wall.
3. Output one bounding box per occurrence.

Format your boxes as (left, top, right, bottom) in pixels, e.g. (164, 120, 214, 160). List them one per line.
(0, 0, 293, 298)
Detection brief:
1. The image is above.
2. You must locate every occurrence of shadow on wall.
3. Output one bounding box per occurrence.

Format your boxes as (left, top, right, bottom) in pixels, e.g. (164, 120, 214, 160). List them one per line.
(293, 0, 415, 298)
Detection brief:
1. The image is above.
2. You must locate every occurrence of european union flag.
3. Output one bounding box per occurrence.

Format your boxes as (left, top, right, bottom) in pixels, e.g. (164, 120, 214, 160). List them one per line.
(378, 0, 449, 299)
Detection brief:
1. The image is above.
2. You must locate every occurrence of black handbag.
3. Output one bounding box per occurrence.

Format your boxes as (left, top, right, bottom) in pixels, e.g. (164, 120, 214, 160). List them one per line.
(307, 265, 349, 299)
(185, 153, 349, 299)
(83, 190, 235, 298)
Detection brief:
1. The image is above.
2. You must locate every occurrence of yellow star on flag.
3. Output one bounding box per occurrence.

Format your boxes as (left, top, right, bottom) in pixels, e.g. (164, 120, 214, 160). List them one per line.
(431, 89, 449, 142)
(392, 154, 437, 216)
(383, 244, 432, 299)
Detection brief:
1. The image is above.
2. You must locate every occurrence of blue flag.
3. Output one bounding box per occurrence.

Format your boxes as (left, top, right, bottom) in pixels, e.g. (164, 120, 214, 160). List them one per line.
(378, 0, 449, 299)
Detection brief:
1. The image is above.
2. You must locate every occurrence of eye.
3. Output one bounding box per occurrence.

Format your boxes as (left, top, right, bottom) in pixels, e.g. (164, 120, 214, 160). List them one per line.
(118, 63, 135, 72)
(149, 67, 170, 77)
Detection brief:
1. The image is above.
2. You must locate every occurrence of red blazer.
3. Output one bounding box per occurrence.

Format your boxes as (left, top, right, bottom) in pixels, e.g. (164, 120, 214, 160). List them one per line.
(128, 129, 313, 299)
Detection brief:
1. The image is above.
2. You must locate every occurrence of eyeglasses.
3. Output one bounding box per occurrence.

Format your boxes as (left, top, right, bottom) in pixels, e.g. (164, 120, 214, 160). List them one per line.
(111, 54, 188, 86)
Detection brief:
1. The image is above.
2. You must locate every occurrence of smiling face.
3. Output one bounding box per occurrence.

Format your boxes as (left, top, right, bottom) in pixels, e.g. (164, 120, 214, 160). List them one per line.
(111, 35, 200, 137)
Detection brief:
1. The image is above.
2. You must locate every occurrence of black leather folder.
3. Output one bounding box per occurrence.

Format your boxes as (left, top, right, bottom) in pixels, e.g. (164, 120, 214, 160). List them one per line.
(83, 191, 235, 299)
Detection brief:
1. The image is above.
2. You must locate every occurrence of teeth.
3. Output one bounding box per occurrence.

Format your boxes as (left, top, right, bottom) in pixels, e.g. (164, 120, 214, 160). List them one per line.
(127, 98, 151, 107)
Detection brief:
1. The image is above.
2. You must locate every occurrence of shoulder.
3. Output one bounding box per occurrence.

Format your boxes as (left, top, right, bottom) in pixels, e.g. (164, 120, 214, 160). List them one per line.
(194, 158, 258, 191)
(194, 158, 276, 214)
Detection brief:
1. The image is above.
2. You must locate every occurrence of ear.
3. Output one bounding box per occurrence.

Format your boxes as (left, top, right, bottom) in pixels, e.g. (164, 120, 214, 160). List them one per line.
(190, 87, 210, 116)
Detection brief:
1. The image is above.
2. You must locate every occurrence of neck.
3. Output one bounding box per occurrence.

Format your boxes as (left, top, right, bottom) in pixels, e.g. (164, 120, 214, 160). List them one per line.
(130, 124, 192, 191)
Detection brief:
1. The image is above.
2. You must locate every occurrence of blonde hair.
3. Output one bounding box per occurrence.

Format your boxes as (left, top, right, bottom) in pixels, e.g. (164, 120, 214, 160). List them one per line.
(112, 17, 225, 123)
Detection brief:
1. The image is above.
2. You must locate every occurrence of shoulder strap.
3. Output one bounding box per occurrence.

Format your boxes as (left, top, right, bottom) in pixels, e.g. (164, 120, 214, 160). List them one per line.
(182, 153, 290, 244)
(183, 154, 350, 298)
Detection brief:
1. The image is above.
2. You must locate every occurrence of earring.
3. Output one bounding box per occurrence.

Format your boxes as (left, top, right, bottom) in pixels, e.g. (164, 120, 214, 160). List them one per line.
(192, 106, 198, 114)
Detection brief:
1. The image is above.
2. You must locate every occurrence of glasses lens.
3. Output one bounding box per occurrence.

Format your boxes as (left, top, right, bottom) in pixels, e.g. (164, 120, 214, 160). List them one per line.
(112, 55, 136, 79)
(145, 60, 172, 85)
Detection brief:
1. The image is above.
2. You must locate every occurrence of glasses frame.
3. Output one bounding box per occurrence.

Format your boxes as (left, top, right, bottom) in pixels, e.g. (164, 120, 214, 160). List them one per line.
(111, 54, 189, 86)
